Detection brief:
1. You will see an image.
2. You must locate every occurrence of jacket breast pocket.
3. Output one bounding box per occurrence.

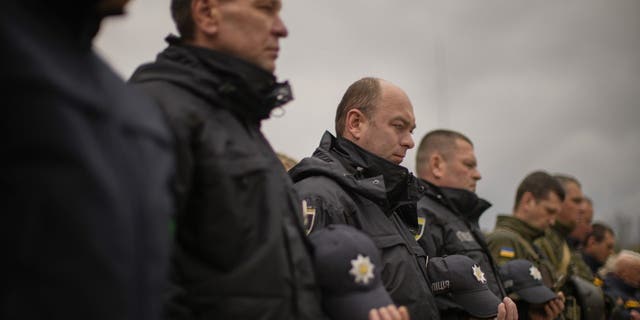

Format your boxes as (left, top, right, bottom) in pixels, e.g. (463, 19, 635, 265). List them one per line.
(192, 155, 272, 269)
(370, 234, 430, 306)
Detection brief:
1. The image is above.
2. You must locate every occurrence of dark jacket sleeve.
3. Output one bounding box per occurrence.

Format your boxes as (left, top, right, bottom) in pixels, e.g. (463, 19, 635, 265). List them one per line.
(293, 176, 351, 234)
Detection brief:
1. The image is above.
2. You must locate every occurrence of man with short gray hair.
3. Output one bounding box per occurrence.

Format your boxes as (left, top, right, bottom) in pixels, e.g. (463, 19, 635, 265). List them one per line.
(415, 129, 518, 320)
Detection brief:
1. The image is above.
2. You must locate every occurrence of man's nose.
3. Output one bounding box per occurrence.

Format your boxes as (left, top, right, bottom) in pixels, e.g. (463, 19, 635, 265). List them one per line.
(273, 15, 288, 38)
(402, 134, 415, 149)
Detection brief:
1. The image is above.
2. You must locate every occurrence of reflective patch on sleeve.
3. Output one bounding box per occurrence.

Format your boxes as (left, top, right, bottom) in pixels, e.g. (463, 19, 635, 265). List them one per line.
(499, 247, 515, 258)
(302, 199, 316, 235)
(625, 300, 640, 309)
(593, 276, 604, 287)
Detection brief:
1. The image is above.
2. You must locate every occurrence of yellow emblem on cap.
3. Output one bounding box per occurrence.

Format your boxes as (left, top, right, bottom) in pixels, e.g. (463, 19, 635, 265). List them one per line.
(350, 254, 375, 285)
(472, 264, 487, 284)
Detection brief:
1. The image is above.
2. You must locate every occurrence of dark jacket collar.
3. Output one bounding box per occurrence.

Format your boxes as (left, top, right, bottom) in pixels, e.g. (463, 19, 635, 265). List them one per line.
(420, 179, 492, 224)
(495, 215, 546, 242)
(552, 222, 574, 238)
(332, 135, 411, 200)
(605, 273, 638, 296)
(582, 253, 603, 274)
(290, 132, 419, 217)
(130, 35, 293, 122)
(566, 236, 582, 250)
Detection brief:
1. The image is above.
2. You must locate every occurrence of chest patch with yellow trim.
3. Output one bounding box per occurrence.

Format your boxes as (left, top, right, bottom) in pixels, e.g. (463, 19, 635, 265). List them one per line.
(302, 200, 316, 235)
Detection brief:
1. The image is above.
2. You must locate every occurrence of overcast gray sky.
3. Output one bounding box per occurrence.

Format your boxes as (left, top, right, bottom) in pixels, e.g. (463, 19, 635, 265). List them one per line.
(96, 0, 640, 239)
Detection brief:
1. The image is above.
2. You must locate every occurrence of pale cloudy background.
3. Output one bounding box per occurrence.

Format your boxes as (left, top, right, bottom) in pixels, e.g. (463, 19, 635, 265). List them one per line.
(96, 0, 640, 245)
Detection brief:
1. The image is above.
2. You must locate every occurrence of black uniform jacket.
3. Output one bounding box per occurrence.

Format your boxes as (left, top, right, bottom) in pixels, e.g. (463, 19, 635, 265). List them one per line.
(418, 180, 507, 299)
(290, 131, 440, 320)
(130, 37, 325, 320)
(2, 2, 174, 319)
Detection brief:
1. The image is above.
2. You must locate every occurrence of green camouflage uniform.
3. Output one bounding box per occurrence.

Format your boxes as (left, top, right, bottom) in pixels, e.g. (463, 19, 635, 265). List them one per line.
(487, 215, 558, 289)
(536, 222, 600, 320)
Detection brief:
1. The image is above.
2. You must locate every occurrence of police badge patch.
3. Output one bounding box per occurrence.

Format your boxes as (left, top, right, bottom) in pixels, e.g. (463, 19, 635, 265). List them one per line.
(408, 208, 426, 240)
(472, 264, 487, 284)
(302, 199, 316, 235)
(529, 265, 542, 281)
(349, 254, 375, 285)
(414, 216, 426, 240)
(456, 230, 474, 242)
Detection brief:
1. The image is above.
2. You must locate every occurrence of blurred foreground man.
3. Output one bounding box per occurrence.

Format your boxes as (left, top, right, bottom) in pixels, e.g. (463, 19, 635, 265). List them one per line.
(414, 129, 518, 320)
(2, 0, 174, 319)
(290, 77, 437, 319)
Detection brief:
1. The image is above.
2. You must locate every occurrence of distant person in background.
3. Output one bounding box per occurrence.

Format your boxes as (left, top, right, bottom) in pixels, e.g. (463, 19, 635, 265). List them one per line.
(535, 175, 592, 281)
(583, 223, 616, 280)
(1, 0, 174, 319)
(277, 152, 298, 171)
(569, 197, 595, 248)
(601, 250, 640, 320)
(535, 175, 604, 320)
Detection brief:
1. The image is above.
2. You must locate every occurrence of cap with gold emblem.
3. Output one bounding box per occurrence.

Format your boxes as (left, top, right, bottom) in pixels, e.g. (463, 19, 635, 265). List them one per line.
(500, 259, 557, 304)
(309, 224, 393, 320)
(427, 255, 502, 318)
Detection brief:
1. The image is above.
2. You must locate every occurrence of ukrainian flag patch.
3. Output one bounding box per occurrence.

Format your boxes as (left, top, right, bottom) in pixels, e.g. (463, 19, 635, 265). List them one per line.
(499, 247, 515, 258)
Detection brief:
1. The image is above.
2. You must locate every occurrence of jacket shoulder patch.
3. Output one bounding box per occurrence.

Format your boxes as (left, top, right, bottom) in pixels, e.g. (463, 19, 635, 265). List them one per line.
(302, 199, 316, 235)
(499, 247, 516, 258)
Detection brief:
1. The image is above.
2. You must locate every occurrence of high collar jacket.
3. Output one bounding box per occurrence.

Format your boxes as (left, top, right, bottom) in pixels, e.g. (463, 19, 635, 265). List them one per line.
(416, 180, 507, 301)
(130, 37, 325, 320)
(290, 132, 440, 320)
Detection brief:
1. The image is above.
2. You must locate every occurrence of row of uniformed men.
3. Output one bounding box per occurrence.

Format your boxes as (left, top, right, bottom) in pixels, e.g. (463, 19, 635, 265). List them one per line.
(8, 0, 639, 320)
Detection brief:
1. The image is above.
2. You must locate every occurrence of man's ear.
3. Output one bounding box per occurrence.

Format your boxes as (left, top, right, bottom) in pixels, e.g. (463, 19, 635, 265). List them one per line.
(344, 109, 367, 140)
(430, 153, 445, 179)
(521, 192, 535, 210)
(192, 0, 221, 36)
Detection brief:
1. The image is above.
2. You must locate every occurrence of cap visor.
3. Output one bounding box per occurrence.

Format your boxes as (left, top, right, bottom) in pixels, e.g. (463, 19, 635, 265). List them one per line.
(323, 285, 394, 320)
(455, 289, 502, 318)
(516, 285, 557, 304)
